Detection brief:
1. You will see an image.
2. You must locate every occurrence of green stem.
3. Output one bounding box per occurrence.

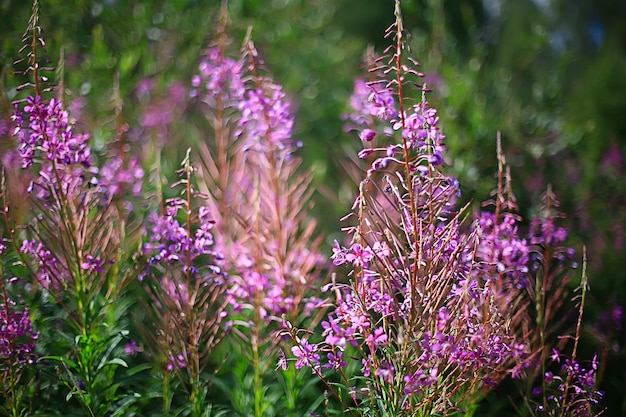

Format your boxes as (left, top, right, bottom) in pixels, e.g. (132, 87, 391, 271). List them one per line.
(163, 371, 172, 417)
(253, 331, 263, 417)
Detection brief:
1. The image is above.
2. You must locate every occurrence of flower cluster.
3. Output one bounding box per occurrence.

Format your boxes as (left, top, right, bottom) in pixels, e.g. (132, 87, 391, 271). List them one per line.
(98, 156, 144, 203)
(11, 96, 94, 201)
(0, 307, 38, 364)
(474, 211, 530, 288)
(316, 210, 527, 399)
(145, 202, 221, 276)
(395, 102, 446, 166)
(236, 83, 296, 157)
(343, 78, 397, 135)
(533, 351, 603, 416)
(291, 337, 321, 371)
(12, 96, 91, 170)
(288, 152, 525, 414)
(142, 153, 228, 404)
(80, 255, 105, 274)
(192, 46, 245, 105)
(345, 73, 446, 176)
(20, 238, 66, 289)
(530, 215, 574, 261)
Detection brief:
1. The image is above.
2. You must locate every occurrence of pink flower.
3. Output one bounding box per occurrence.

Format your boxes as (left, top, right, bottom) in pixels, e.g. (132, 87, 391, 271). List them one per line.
(359, 129, 377, 142)
(291, 338, 320, 370)
(366, 326, 388, 349)
(345, 244, 373, 268)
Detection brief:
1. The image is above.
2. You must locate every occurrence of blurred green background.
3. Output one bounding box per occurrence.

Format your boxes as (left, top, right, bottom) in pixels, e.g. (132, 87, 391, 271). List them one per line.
(1, 0, 625, 414)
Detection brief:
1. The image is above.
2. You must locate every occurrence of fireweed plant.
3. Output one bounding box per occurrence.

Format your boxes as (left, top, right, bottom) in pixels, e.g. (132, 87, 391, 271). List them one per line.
(4, 2, 145, 415)
(283, 2, 602, 416)
(469, 146, 603, 416)
(141, 149, 228, 417)
(191, 11, 325, 416)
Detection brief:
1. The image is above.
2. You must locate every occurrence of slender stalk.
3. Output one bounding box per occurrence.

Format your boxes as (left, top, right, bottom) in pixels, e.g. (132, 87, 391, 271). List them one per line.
(558, 248, 588, 417)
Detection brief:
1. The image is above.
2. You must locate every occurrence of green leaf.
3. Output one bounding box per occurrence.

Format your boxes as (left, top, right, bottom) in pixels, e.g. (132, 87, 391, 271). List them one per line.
(104, 358, 128, 368)
(41, 355, 80, 371)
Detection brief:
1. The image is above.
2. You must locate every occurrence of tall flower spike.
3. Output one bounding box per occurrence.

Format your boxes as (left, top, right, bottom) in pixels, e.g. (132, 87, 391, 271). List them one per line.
(11, 5, 93, 201)
(193, 20, 326, 416)
(195, 23, 323, 328)
(143, 149, 227, 415)
(236, 29, 297, 159)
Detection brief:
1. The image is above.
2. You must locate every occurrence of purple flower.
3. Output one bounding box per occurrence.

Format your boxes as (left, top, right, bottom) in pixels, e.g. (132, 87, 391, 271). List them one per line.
(368, 86, 398, 121)
(13, 96, 91, 170)
(20, 239, 65, 289)
(322, 317, 356, 348)
(331, 240, 347, 266)
(366, 326, 388, 350)
(537, 352, 603, 415)
(124, 340, 143, 356)
(291, 338, 320, 370)
(358, 148, 376, 159)
(80, 255, 105, 273)
(236, 85, 296, 157)
(376, 360, 395, 383)
(98, 156, 144, 203)
(530, 217, 568, 247)
(344, 79, 396, 128)
(325, 350, 347, 370)
(345, 244, 373, 268)
(361, 356, 373, 377)
(473, 211, 530, 287)
(359, 129, 377, 142)
(0, 307, 38, 363)
(145, 201, 220, 273)
(275, 349, 289, 371)
(403, 369, 437, 394)
(166, 353, 187, 371)
(194, 47, 245, 103)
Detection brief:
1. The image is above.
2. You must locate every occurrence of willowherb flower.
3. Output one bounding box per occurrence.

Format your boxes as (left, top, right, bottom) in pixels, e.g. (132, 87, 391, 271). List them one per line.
(533, 353, 603, 416)
(12, 96, 91, 170)
(20, 238, 65, 289)
(0, 306, 38, 364)
(347, 85, 449, 177)
(80, 255, 105, 274)
(291, 338, 320, 371)
(343, 78, 398, 132)
(10, 94, 97, 206)
(325, 350, 347, 370)
(124, 340, 143, 357)
(474, 211, 530, 288)
(393, 102, 446, 166)
(192, 46, 245, 104)
(98, 156, 144, 202)
(166, 353, 188, 372)
(144, 199, 221, 275)
(236, 82, 297, 158)
(530, 216, 568, 248)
